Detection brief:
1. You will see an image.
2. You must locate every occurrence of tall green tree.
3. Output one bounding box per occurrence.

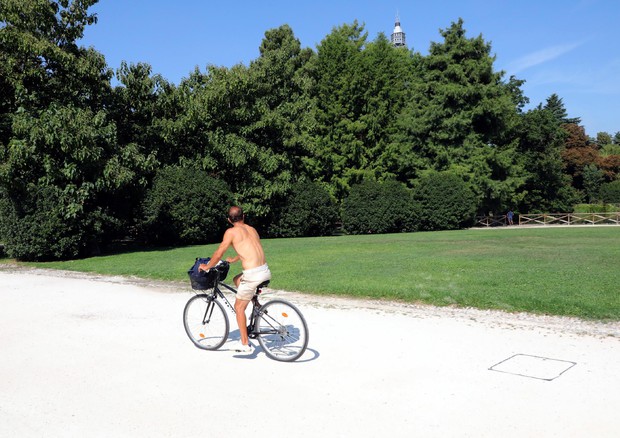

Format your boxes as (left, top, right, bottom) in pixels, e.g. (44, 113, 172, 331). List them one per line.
(0, 0, 149, 259)
(543, 93, 581, 125)
(161, 25, 316, 228)
(310, 21, 368, 198)
(516, 108, 579, 212)
(105, 61, 174, 231)
(390, 19, 525, 213)
(310, 23, 415, 198)
(0, 104, 126, 260)
(0, 0, 110, 117)
(240, 24, 317, 221)
(110, 62, 175, 155)
(356, 33, 416, 183)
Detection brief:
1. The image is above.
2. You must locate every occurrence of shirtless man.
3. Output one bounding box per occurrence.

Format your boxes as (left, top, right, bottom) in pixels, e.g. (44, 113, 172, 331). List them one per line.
(199, 206, 271, 353)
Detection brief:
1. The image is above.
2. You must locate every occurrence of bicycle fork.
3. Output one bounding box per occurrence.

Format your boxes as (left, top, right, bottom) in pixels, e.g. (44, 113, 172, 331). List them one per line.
(202, 298, 217, 325)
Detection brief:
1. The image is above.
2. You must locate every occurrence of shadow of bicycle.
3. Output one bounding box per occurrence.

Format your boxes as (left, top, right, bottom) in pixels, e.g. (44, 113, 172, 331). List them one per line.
(228, 328, 319, 362)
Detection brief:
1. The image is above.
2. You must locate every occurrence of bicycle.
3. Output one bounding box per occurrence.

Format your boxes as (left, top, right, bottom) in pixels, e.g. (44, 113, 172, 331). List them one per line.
(183, 260, 309, 362)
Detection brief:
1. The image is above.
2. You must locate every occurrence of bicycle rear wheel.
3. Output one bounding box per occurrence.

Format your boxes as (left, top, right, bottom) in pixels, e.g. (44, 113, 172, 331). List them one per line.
(256, 299, 308, 362)
(183, 294, 229, 350)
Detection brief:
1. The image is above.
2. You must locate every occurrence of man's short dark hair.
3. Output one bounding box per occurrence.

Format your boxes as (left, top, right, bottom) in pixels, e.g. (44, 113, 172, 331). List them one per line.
(228, 206, 244, 223)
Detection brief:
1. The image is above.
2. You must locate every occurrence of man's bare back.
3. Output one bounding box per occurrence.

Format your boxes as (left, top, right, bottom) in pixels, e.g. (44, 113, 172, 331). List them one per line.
(198, 206, 267, 273)
(224, 223, 266, 271)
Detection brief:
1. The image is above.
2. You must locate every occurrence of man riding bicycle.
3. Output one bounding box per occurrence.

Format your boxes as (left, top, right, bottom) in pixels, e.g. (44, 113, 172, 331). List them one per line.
(199, 206, 271, 354)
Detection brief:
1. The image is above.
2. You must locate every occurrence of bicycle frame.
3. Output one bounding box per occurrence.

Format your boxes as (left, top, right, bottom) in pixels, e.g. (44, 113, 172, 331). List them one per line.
(185, 265, 309, 361)
(200, 277, 266, 338)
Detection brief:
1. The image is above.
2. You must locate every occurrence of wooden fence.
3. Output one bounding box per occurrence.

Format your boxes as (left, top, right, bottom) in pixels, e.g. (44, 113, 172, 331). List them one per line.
(475, 212, 620, 227)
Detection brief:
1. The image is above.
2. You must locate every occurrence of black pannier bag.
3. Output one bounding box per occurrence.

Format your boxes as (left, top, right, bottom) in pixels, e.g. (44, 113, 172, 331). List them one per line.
(187, 258, 230, 290)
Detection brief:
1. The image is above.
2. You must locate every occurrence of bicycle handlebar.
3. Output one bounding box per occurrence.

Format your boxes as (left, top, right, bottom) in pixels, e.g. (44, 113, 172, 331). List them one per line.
(199, 260, 229, 272)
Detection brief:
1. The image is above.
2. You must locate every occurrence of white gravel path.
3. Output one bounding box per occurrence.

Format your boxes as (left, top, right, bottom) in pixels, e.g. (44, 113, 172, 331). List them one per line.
(1, 267, 619, 437)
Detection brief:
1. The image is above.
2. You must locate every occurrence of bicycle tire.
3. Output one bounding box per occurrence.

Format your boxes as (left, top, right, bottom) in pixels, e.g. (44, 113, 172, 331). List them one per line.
(183, 294, 229, 350)
(256, 299, 308, 362)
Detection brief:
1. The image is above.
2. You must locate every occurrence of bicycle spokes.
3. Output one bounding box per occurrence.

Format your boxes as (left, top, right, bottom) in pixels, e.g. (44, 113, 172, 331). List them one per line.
(255, 299, 308, 362)
(183, 294, 229, 351)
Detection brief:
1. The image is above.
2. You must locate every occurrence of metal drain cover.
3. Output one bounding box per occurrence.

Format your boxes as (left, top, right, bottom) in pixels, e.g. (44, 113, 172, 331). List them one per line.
(489, 354, 576, 381)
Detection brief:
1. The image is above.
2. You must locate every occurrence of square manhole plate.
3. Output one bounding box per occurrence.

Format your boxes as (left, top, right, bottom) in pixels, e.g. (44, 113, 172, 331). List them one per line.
(489, 354, 576, 381)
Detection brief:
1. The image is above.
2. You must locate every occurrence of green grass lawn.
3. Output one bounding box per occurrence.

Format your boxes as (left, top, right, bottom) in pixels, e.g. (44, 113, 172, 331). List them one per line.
(14, 227, 620, 320)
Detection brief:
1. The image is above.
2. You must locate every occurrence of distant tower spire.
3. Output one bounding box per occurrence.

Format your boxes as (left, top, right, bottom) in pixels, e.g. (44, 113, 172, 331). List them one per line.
(391, 12, 406, 47)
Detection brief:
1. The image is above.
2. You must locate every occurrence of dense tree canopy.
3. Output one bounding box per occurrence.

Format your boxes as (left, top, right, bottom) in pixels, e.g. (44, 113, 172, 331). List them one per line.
(1, 2, 618, 260)
(0, 0, 141, 259)
(310, 23, 416, 197)
(388, 19, 526, 214)
(516, 108, 579, 212)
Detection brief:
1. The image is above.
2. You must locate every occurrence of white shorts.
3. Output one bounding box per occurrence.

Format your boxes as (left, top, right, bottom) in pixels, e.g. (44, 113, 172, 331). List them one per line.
(237, 264, 271, 300)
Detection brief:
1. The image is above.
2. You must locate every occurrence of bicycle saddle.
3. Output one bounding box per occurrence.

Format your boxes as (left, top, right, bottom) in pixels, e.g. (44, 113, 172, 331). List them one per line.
(255, 280, 270, 293)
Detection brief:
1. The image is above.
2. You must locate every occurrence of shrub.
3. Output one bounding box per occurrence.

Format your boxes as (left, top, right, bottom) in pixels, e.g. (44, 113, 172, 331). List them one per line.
(573, 203, 617, 213)
(0, 105, 131, 260)
(544, 185, 582, 213)
(599, 180, 620, 204)
(141, 166, 233, 245)
(342, 180, 416, 234)
(269, 181, 340, 237)
(412, 171, 476, 231)
(0, 185, 99, 261)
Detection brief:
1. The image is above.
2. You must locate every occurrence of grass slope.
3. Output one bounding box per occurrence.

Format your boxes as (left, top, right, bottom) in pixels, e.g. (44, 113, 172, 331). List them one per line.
(25, 227, 620, 320)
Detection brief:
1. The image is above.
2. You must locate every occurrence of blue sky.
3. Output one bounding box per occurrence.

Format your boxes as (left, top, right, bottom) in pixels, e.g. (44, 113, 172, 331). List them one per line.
(80, 0, 619, 137)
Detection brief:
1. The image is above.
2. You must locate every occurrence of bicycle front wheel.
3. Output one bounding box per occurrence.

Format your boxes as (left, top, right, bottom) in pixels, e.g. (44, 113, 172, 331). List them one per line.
(256, 299, 309, 362)
(183, 294, 229, 350)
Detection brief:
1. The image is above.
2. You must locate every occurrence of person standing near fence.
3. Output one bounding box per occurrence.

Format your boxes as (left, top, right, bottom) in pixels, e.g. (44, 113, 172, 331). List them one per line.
(507, 210, 514, 225)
